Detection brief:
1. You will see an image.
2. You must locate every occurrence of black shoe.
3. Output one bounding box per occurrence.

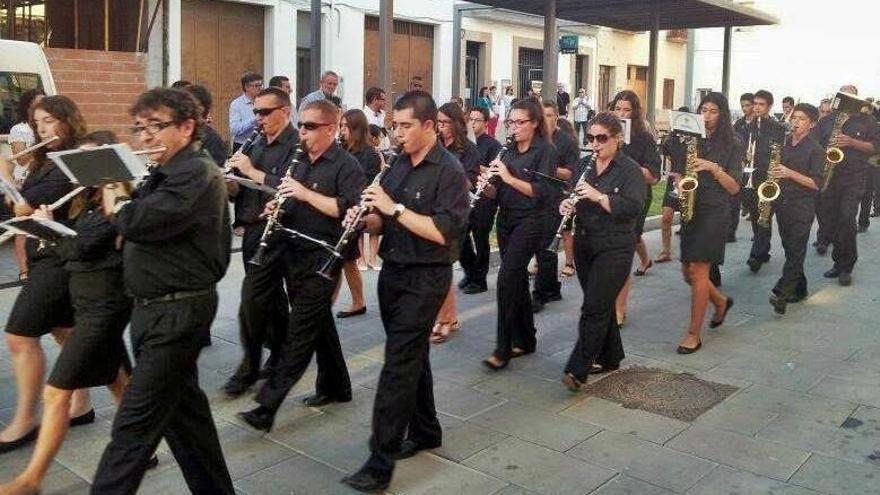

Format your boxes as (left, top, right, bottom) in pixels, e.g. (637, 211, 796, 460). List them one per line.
(302, 392, 352, 407)
(531, 297, 545, 314)
(236, 406, 276, 433)
(69, 409, 95, 427)
(858, 224, 869, 233)
(391, 438, 441, 460)
(457, 277, 471, 289)
(816, 243, 828, 255)
(588, 363, 620, 375)
(769, 294, 787, 315)
(341, 470, 390, 493)
(462, 282, 488, 294)
(839, 271, 852, 286)
(259, 365, 273, 380)
(824, 268, 841, 278)
(0, 427, 38, 454)
(709, 297, 734, 329)
(222, 374, 257, 397)
(336, 306, 367, 318)
(147, 455, 159, 470)
(676, 341, 702, 354)
(747, 257, 762, 273)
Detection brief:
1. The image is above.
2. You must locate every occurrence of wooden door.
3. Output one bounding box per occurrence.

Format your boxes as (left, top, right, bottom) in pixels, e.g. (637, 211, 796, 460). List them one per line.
(181, 0, 264, 141)
(364, 17, 434, 105)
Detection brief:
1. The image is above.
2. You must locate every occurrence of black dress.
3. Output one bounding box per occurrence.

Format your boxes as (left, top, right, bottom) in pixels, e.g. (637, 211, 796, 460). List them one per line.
(680, 133, 744, 264)
(47, 196, 133, 390)
(5, 162, 75, 337)
(621, 130, 661, 238)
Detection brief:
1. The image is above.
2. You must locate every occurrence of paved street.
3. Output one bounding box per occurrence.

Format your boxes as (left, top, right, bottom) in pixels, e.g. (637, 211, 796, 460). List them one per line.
(1, 218, 880, 495)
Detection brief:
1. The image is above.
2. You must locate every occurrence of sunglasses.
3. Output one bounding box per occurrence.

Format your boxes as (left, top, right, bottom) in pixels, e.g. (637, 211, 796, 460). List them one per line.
(585, 133, 610, 144)
(253, 106, 283, 117)
(297, 121, 334, 131)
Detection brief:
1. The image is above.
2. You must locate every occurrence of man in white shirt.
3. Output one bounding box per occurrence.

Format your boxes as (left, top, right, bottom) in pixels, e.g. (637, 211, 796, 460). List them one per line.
(362, 87, 386, 127)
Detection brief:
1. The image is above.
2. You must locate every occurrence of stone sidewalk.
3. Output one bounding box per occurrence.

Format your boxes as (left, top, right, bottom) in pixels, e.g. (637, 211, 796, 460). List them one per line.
(1, 219, 880, 495)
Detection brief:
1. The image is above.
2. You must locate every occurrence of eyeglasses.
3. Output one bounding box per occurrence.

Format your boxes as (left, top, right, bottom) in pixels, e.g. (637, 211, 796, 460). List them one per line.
(246, 82, 263, 89)
(585, 133, 610, 144)
(130, 121, 177, 136)
(468, 117, 486, 122)
(297, 121, 334, 131)
(254, 106, 283, 117)
(506, 118, 532, 127)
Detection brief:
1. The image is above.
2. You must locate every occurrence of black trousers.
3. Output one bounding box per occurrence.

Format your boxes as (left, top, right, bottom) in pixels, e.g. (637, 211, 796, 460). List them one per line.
(565, 233, 634, 381)
(818, 173, 865, 273)
(256, 249, 351, 411)
(364, 263, 450, 478)
(533, 209, 562, 301)
(747, 188, 773, 262)
(234, 224, 288, 380)
(728, 191, 741, 238)
(858, 166, 879, 228)
(494, 209, 540, 360)
(459, 198, 497, 287)
(91, 293, 234, 495)
(773, 201, 814, 301)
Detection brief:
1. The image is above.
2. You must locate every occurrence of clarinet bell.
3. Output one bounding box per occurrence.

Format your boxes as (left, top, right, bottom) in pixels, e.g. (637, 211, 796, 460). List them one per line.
(316, 252, 343, 280)
(249, 243, 269, 266)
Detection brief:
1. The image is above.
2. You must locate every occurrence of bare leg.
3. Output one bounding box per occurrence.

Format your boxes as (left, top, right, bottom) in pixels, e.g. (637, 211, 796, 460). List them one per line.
(341, 259, 366, 311)
(636, 238, 650, 271)
(368, 234, 381, 267)
(681, 262, 710, 348)
(657, 207, 674, 259)
(431, 285, 459, 343)
(616, 274, 632, 325)
(13, 235, 28, 278)
(356, 235, 367, 270)
(562, 230, 575, 268)
(0, 335, 43, 442)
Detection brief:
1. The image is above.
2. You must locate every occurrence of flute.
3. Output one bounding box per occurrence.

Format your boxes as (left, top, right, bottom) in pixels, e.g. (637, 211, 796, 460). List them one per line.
(469, 134, 514, 208)
(6, 136, 60, 162)
(546, 153, 596, 252)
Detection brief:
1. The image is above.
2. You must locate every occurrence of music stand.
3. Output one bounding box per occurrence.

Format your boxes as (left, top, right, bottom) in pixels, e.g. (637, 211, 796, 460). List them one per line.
(668, 110, 706, 138)
(47, 144, 148, 187)
(0, 216, 77, 242)
(224, 175, 277, 194)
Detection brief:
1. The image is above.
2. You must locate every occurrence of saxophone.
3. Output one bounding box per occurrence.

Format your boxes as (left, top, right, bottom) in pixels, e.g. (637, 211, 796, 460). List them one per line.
(756, 141, 782, 227)
(678, 135, 699, 223)
(821, 111, 849, 192)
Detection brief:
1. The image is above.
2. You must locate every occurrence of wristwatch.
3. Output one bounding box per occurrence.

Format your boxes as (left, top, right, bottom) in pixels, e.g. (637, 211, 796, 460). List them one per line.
(392, 203, 406, 219)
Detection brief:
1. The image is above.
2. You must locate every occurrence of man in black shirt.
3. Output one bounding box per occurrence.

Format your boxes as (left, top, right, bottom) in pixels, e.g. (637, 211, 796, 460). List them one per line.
(532, 101, 576, 312)
(222, 87, 298, 396)
(341, 91, 469, 493)
(556, 83, 571, 118)
(815, 86, 880, 285)
(745, 90, 786, 273)
(729, 92, 755, 240)
(460, 106, 502, 293)
(237, 99, 364, 431)
(92, 88, 234, 495)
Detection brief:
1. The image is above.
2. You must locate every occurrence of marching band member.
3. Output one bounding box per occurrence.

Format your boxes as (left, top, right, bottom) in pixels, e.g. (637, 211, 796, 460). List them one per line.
(559, 112, 645, 391)
(677, 92, 743, 354)
(730, 93, 755, 241)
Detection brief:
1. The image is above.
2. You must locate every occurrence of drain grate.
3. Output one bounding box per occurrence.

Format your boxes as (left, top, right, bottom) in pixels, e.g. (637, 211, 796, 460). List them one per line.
(584, 366, 738, 422)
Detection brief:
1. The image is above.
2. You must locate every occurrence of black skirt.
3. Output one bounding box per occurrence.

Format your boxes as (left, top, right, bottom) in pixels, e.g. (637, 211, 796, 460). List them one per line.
(47, 268, 132, 390)
(634, 184, 653, 238)
(680, 207, 729, 264)
(5, 257, 75, 337)
(661, 178, 680, 210)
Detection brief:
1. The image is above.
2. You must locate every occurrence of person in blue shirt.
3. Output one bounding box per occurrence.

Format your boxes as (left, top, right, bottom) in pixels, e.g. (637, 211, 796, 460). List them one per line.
(229, 71, 263, 151)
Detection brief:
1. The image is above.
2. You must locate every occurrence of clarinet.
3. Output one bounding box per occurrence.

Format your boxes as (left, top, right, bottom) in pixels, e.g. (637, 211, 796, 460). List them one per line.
(546, 152, 596, 252)
(224, 128, 264, 174)
(469, 135, 515, 208)
(316, 149, 398, 280)
(249, 145, 306, 266)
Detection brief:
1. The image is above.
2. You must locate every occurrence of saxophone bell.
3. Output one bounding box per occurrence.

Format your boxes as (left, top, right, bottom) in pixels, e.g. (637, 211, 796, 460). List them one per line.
(825, 146, 844, 164)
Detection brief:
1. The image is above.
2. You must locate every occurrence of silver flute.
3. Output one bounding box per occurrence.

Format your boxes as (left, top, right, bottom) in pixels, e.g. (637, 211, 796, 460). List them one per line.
(6, 136, 60, 162)
(546, 152, 596, 252)
(469, 134, 515, 208)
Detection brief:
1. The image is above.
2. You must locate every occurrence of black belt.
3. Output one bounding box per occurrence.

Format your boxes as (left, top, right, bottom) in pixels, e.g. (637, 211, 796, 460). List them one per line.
(134, 287, 214, 306)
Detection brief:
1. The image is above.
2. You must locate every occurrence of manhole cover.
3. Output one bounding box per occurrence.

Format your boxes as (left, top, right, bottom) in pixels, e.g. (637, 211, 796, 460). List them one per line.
(584, 366, 738, 422)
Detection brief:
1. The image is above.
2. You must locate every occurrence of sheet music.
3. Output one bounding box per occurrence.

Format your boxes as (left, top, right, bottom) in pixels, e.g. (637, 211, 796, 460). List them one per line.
(668, 110, 707, 138)
(48, 144, 148, 187)
(224, 174, 277, 194)
(0, 216, 78, 241)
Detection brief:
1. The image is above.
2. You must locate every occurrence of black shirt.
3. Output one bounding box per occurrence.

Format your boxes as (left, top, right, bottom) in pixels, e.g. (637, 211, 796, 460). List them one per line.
(575, 153, 646, 236)
(692, 132, 744, 211)
(202, 126, 229, 167)
(747, 116, 786, 182)
(445, 139, 481, 188)
(733, 117, 752, 143)
(235, 124, 300, 226)
(814, 111, 880, 179)
(281, 142, 365, 250)
(475, 133, 503, 169)
(661, 133, 687, 175)
(780, 134, 825, 205)
(350, 145, 382, 183)
(622, 130, 661, 182)
(553, 130, 580, 175)
(55, 193, 122, 273)
(496, 138, 555, 211)
(116, 146, 231, 299)
(557, 91, 571, 116)
(20, 162, 75, 261)
(378, 143, 470, 265)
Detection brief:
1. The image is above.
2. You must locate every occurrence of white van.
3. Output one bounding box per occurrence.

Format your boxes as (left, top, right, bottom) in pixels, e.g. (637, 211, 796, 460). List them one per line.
(0, 39, 57, 156)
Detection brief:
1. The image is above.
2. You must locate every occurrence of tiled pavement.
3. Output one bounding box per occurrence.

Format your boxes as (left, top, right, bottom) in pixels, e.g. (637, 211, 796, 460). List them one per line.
(2, 218, 880, 495)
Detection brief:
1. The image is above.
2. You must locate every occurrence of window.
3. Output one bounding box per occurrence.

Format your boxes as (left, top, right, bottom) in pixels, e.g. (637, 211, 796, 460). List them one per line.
(0, 0, 148, 52)
(0, 71, 44, 133)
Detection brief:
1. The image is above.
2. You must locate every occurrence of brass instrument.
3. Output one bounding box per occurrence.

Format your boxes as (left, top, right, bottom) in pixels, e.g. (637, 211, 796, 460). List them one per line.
(316, 150, 397, 280)
(249, 145, 306, 266)
(822, 111, 849, 192)
(469, 135, 514, 208)
(546, 152, 596, 252)
(678, 135, 699, 223)
(756, 141, 783, 227)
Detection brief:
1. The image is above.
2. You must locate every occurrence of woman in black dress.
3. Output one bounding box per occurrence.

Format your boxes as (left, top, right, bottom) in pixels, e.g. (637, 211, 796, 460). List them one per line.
(0, 96, 87, 454)
(559, 112, 646, 390)
(610, 91, 661, 327)
(678, 92, 743, 353)
(481, 98, 554, 369)
(432, 102, 480, 343)
(335, 109, 382, 319)
(0, 130, 137, 494)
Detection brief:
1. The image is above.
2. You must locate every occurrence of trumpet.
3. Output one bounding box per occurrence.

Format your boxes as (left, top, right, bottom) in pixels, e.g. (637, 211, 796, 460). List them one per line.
(756, 141, 783, 227)
(249, 145, 306, 266)
(469, 135, 514, 207)
(678, 135, 699, 223)
(223, 128, 264, 174)
(546, 153, 596, 252)
(316, 150, 398, 280)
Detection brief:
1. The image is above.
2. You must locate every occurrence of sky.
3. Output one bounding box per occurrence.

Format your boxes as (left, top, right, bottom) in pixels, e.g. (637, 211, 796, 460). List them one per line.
(692, 0, 880, 106)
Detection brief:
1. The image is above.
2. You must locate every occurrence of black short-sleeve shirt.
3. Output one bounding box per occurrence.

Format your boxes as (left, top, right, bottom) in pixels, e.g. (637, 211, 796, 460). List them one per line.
(622, 130, 661, 182)
(496, 138, 555, 211)
(350, 145, 382, 183)
(692, 132, 744, 211)
(553, 130, 580, 175)
(378, 143, 470, 265)
(475, 133, 503, 170)
(814, 111, 880, 180)
(748, 116, 786, 182)
(55, 195, 122, 272)
(780, 134, 825, 205)
(445, 140, 481, 188)
(20, 162, 75, 260)
(235, 124, 300, 225)
(574, 153, 646, 237)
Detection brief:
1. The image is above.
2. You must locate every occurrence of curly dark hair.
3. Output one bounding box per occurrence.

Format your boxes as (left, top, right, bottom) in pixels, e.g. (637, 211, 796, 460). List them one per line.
(129, 87, 203, 142)
(437, 102, 470, 153)
(590, 111, 624, 143)
(29, 95, 88, 170)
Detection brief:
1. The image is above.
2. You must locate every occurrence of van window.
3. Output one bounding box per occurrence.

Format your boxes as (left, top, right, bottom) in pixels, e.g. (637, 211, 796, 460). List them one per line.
(0, 72, 43, 134)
